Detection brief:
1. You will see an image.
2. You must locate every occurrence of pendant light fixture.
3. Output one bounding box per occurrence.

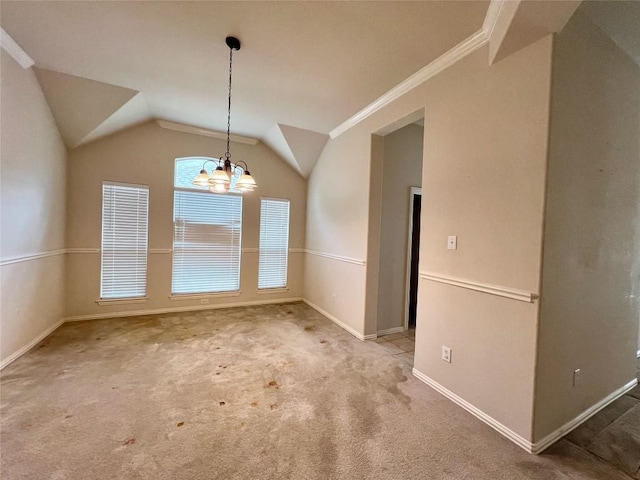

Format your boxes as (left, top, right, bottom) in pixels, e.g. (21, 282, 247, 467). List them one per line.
(193, 36, 257, 193)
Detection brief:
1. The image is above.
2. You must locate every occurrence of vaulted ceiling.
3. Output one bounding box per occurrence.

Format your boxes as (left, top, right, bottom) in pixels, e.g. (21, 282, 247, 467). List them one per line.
(0, 1, 489, 175)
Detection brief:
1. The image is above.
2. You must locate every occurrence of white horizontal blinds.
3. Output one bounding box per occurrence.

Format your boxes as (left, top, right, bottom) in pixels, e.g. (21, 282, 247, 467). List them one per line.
(100, 183, 149, 299)
(172, 191, 242, 294)
(258, 198, 290, 289)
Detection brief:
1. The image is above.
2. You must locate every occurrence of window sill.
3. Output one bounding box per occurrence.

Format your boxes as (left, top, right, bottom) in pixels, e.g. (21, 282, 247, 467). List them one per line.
(256, 287, 289, 295)
(169, 291, 241, 301)
(96, 297, 148, 306)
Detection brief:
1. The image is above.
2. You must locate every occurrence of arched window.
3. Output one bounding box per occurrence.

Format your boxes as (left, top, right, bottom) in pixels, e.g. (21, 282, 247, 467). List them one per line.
(174, 157, 244, 192)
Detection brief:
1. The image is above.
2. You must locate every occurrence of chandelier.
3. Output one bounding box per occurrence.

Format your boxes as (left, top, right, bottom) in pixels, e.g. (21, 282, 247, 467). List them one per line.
(192, 36, 257, 193)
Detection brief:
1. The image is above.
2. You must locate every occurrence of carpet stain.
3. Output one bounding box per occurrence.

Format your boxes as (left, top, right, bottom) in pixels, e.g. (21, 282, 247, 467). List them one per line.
(3, 302, 626, 480)
(304, 325, 315, 331)
(219, 401, 226, 406)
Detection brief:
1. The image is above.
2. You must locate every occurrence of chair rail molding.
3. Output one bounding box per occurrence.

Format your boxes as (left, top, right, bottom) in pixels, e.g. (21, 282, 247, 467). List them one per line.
(0, 249, 67, 266)
(420, 271, 537, 303)
(304, 249, 366, 266)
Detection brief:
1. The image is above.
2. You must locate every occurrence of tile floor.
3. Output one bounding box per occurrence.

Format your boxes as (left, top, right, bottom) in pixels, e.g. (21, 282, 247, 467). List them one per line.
(563, 357, 640, 478)
(373, 332, 640, 478)
(372, 329, 415, 366)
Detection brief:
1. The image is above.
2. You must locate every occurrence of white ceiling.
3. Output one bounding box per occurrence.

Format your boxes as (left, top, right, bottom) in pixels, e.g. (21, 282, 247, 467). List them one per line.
(1, 1, 489, 173)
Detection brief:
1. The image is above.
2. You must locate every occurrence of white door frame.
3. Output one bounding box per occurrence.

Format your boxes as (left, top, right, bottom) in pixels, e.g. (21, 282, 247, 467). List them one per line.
(404, 187, 422, 330)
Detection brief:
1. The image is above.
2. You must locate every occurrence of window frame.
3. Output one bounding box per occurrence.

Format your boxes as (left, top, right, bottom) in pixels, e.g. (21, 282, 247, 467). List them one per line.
(258, 197, 291, 291)
(171, 158, 244, 297)
(99, 181, 150, 302)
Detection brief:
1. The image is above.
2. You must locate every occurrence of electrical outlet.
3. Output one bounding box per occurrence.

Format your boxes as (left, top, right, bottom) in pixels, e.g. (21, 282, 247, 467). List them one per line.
(442, 346, 452, 363)
(447, 236, 457, 250)
(200, 298, 209, 305)
(331, 293, 337, 303)
(573, 368, 581, 387)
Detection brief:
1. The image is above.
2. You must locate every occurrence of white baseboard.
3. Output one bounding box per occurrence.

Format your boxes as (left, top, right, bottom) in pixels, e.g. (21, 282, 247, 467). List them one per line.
(377, 326, 405, 336)
(413, 367, 639, 455)
(532, 378, 639, 454)
(64, 297, 303, 322)
(0, 319, 64, 370)
(412, 367, 534, 452)
(302, 299, 375, 341)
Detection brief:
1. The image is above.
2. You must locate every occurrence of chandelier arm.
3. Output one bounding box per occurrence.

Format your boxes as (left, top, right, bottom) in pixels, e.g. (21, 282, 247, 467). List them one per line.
(201, 159, 218, 170)
(234, 160, 249, 171)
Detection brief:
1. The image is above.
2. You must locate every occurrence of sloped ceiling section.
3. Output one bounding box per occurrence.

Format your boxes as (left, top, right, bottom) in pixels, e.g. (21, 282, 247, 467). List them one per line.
(488, 0, 581, 65)
(262, 124, 328, 178)
(33, 68, 140, 149)
(278, 125, 329, 179)
(81, 93, 151, 146)
(581, 0, 640, 66)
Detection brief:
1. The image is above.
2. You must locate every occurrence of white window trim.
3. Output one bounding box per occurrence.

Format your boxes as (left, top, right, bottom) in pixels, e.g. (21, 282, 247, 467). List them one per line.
(258, 197, 290, 291)
(96, 297, 149, 306)
(169, 291, 241, 301)
(100, 181, 149, 301)
(256, 287, 290, 295)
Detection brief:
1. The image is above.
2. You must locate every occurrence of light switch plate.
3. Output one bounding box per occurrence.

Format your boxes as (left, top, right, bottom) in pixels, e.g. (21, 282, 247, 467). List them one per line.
(442, 346, 452, 363)
(447, 236, 457, 250)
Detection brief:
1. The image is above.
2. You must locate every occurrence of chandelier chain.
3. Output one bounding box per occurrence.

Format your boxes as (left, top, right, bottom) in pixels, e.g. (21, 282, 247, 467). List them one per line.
(225, 45, 233, 160)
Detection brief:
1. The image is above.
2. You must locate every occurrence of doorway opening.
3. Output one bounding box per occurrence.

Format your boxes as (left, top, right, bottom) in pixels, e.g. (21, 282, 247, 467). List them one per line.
(364, 111, 424, 366)
(405, 187, 422, 330)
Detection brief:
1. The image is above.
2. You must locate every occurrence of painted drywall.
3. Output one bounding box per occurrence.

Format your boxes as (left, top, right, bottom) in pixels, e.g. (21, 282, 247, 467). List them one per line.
(306, 36, 554, 441)
(0, 49, 67, 365)
(65, 122, 306, 319)
(364, 135, 385, 337)
(304, 128, 373, 335)
(534, 11, 640, 442)
(376, 124, 424, 333)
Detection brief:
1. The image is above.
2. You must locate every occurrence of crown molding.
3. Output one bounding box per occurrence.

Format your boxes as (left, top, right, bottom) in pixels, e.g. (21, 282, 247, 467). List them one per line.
(482, 0, 509, 42)
(330, 28, 487, 139)
(156, 120, 259, 145)
(329, 0, 507, 139)
(0, 28, 34, 69)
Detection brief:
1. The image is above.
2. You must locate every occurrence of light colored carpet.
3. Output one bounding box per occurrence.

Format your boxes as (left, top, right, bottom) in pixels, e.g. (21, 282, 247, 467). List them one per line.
(0, 302, 631, 479)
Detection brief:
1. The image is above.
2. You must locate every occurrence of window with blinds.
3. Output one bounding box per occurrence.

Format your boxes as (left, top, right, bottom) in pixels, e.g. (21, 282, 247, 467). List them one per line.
(100, 182, 149, 299)
(172, 191, 242, 294)
(258, 198, 290, 290)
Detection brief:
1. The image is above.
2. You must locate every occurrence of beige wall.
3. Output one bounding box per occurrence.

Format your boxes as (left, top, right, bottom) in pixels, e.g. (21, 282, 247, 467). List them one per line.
(65, 122, 306, 319)
(534, 11, 640, 442)
(306, 36, 554, 440)
(376, 124, 423, 332)
(0, 50, 67, 365)
(304, 128, 373, 335)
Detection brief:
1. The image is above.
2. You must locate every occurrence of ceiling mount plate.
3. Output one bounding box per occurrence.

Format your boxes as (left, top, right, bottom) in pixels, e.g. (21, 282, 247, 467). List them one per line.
(225, 36, 241, 51)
